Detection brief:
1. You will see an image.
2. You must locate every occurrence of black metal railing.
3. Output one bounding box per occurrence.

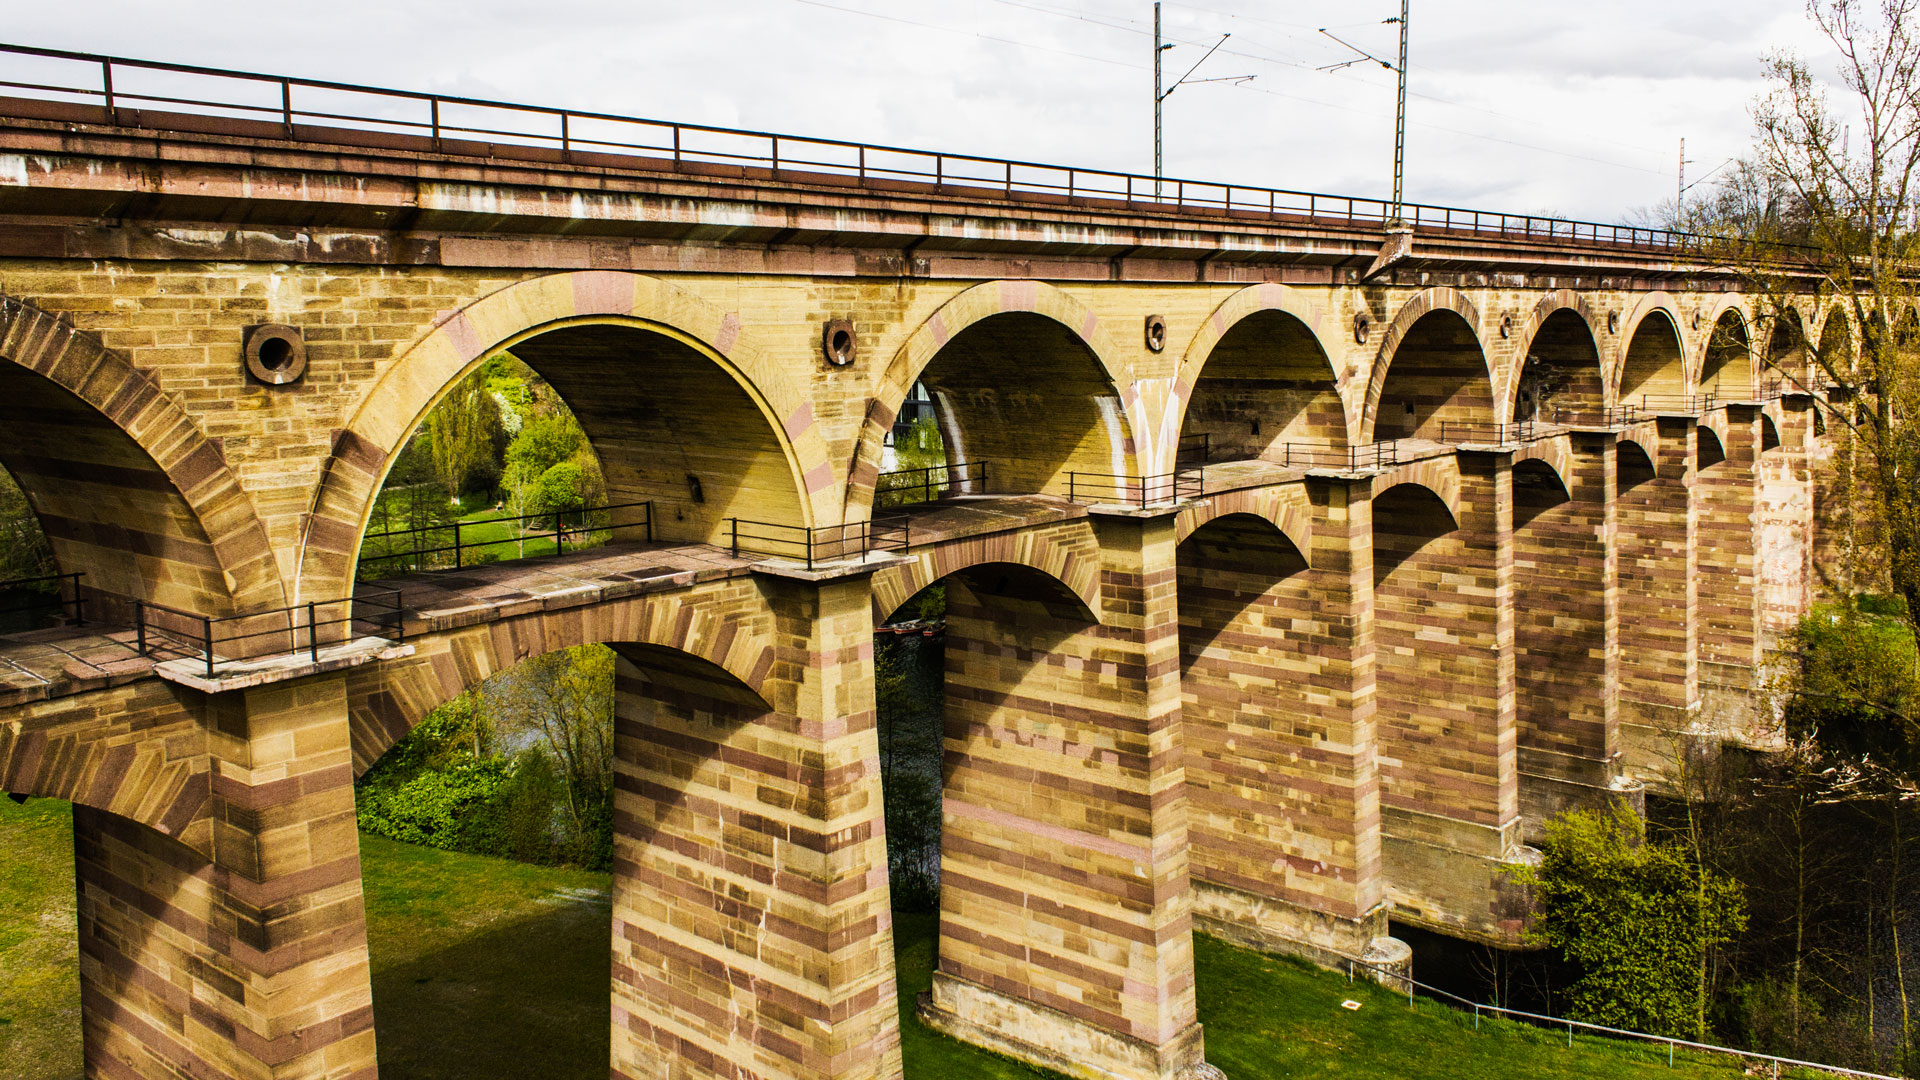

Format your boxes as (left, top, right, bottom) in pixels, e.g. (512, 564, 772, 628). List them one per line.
(0, 42, 1801, 257)
(1435, 420, 1551, 444)
(1637, 393, 1718, 414)
(356, 501, 652, 578)
(1551, 404, 1647, 427)
(875, 461, 988, 507)
(726, 518, 908, 569)
(1176, 433, 1212, 467)
(1272, 442, 1402, 471)
(133, 587, 405, 678)
(1064, 471, 1205, 508)
(0, 571, 84, 630)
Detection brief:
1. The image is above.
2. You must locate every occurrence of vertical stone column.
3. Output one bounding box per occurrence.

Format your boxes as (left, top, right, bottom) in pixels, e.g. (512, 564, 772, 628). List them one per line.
(1617, 416, 1700, 782)
(1512, 433, 1626, 837)
(921, 509, 1211, 1080)
(75, 674, 378, 1080)
(1698, 409, 1764, 737)
(1373, 453, 1524, 944)
(1182, 478, 1386, 966)
(609, 573, 902, 1080)
(1760, 400, 1817, 646)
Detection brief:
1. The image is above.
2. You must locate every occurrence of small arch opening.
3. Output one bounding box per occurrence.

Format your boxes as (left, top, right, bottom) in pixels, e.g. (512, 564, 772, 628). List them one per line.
(1375, 310, 1494, 440)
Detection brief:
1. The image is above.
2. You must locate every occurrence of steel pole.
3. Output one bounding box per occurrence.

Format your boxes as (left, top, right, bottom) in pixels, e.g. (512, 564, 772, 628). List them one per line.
(1153, 2, 1163, 198)
(1391, 0, 1409, 223)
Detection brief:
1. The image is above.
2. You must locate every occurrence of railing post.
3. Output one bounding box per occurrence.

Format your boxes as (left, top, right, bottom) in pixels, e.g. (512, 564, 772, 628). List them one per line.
(100, 59, 114, 120)
(203, 615, 215, 678)
(308, 601, 319, 663)
(281, 79, 293, 138)
(453, 520, 462, 568)
(645, 502, 654, 543)
(430, 97, 441, 151)
(771, 134, 779, 176)
(555, 510, 565, 555)
(560, 111, 571, 161)
(1006, 159, 1013, 194)
(673, 124, 682, 164)
(134, 601, 146, 657)
(730, 518, 739, 557)
(858, 145, 866, 181)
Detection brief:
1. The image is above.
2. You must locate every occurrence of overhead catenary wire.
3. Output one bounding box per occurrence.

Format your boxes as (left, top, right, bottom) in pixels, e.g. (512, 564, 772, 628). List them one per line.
(779, 0, 1682, 181)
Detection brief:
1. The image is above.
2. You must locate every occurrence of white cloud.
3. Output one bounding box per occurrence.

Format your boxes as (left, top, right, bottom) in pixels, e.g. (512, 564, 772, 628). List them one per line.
(1, 0, 1857, 223)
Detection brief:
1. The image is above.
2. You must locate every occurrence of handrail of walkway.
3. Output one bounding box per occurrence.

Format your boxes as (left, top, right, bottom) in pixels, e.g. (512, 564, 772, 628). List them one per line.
(1339, 949, 1898, 1079)
(356, 500, 653, 579)
(133, 587, 405, 677)
(1065, 470, 1205, 508)
(875, 461, 989, 507)
(0, 41, 1776, 257)
(0, 571, 84, 626)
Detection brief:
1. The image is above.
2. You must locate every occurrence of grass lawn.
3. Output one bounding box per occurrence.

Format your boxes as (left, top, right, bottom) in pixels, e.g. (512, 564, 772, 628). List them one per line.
(0, 801, 1840, 1079)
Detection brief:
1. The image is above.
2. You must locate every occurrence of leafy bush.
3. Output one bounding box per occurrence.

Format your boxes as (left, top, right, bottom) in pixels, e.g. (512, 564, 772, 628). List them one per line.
(1518, 803, 1747, 1039)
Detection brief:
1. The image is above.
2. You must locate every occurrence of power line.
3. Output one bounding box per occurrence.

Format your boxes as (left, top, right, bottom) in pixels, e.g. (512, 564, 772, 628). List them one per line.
(779, 0, 1677, 180)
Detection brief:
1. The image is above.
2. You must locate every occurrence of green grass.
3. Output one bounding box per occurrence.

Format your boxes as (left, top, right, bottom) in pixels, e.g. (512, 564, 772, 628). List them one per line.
(0, 798, 80, 1080)
(0, 802, 1842, 1080)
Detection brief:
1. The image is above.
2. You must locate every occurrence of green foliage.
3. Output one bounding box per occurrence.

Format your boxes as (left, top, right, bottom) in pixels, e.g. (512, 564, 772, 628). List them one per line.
(1519, 804, 1748, 1039)
(0, 465, 53, 583)
(506, 413, 588, 481)
(424, 368, 507, 500)
(894, 415, 946, 473)
(1782, 602, 1920, 772)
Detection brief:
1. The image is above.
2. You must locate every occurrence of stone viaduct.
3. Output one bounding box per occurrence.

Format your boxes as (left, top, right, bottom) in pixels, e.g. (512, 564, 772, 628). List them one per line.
(0, 48, 1840, 1080)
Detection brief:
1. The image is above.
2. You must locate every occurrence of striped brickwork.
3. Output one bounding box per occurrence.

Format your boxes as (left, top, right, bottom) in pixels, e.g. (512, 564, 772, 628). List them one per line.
(922, 512, 1207, 1080)
(1178, 480, 1386, 965)
(1698, 410, 1764, 731)
(1616, 418, 1700, 777)
(1372, 454, 1521, 942)
(607, 575, 900, 1080)
(75, 676, 376, 1080)
(1512, 434, 1621, 836)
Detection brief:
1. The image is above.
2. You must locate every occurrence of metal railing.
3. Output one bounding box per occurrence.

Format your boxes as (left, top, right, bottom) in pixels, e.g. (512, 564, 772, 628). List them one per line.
(1176, 433, 1212, 467)
(1637, 393, 1719, 414)
(1435, 420, 1552, 445)
(1339, 949, 1898, 1080)
(133, 587, 405, 678)
(1065, 471, 1205, 508)
(0, 571, 84, 628)
(0, 41, 1767, 256)
(1552, 404, 1648, 427)
(1272, 441, 1403, 471)
(875, 461, 988, 508)
(726, 518, 908, 569)
(356, 501, 652, 579)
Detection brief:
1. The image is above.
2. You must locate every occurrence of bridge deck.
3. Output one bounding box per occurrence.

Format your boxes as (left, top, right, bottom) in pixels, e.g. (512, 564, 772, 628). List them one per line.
(0, 625, 152, 707)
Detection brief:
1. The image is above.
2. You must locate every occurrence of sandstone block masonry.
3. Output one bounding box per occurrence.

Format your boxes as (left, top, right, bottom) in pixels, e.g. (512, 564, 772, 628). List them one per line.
(0, 107, 1840, 1079)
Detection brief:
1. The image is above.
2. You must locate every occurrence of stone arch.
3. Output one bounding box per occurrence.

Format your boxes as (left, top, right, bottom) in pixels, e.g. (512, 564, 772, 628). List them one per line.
(1764, 306, 1811, 386)
(295, 271, 833, 604)
(1372, 458, 1463, 523)
(1698, 423, 1728, 469)
(1166, 283, 1355, 465)
(1175, 486, 1313, 556)
(1614, 293, 1688, 402)
(1816, 304, 1856, 381)
(1618, 439, 1657, 489)
(1760, 413, 1783, 452)
(1512, 456, 1573, 531)
(1511, 437, 1573, 493)
(1363, 288, 1493, 442)
(848, 281, 1134, 515)
(1, 680, 213, 852)
(0, 294, 283, 616)
(1700, 301, 1755, 400)
(1507, 291, 1606, 423)
(346, 588, 777, 774)
(869, 526, 1100, 624)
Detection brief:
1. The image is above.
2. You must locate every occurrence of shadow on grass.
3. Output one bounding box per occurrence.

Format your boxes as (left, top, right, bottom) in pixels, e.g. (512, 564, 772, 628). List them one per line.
(369, 894, 611, 1080)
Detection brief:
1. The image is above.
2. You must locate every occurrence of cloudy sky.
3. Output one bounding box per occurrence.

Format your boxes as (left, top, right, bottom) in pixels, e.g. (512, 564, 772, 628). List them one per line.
(3, 1, 1848, 224)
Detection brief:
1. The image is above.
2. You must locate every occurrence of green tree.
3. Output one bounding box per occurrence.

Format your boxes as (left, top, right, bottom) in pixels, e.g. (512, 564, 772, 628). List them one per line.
(485, 644, 615, 869)
(1519, 804, 1748, 1039)
(425, 368, 507, 501)
(0, 465, 53, 582)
